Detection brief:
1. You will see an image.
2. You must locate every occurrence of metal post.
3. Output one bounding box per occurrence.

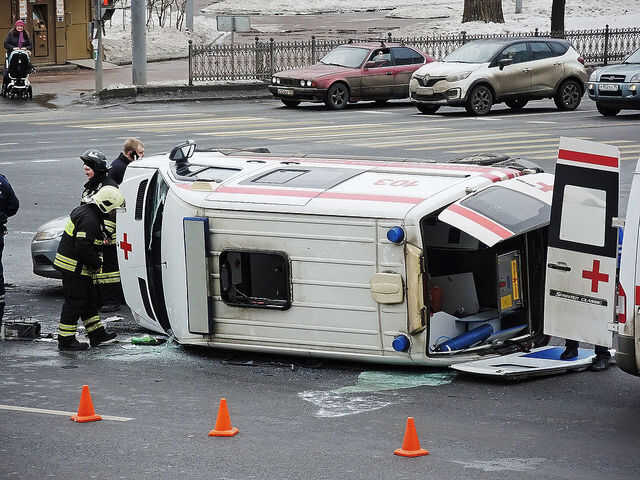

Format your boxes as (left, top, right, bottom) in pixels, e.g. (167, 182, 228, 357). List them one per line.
(515, 0, 522, 14)
(387, 32, 392, 43)
(131, 0, 147, 86)
(186, 0, 194, 32)
(231, 17, 235, 79)
(269, 38, 274, 77)
(95, 0, 103, 93)
(255, 37, 260, 81)
(188, 39, 193, 86)
(461, 31, 467, 45)
(535, 28, 539, 37)
(604, 24, 609, 66)
(311, 35, 316, 64)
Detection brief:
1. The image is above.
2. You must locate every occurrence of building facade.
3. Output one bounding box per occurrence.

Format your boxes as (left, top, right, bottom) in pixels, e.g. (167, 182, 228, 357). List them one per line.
(1, 0, 93, 65)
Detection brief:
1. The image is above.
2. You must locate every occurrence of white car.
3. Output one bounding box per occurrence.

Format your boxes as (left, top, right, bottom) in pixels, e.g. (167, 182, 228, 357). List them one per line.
(409, 38, 588, 115)
(112, 139, 612, 378)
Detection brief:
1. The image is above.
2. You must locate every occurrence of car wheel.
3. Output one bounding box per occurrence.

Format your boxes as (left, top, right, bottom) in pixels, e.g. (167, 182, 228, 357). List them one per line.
(281, 99, 300, 108)
(554, 79, 582, 111)
(374, 99, 388, 106)
(416, 104, 440, 114)
(596, 103, 620, 116)
(465, 85, 493, 116)
(505, 97, 528, 111)
(325, 82, 349, 110)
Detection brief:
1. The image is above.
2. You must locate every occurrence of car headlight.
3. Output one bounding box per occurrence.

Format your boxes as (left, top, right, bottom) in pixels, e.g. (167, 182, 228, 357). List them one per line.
(589, 71, 598, 82)
(630, 73, 640, 82)
(446, 71, 472, 82)
(306, 80, 312, 87)
(34, 229, 63, 241)
(272, 76, 277, 84)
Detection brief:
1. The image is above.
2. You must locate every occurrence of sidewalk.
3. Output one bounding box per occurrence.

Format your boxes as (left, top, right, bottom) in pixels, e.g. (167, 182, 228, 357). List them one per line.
(29, 58, 270, 107)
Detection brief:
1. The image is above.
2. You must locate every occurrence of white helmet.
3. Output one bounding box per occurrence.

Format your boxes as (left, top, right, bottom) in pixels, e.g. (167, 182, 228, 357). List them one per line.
(92, 186, 124, 214)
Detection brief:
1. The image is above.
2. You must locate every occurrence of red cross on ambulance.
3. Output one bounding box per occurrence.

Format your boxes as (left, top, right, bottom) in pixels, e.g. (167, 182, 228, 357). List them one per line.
(119, 232, 132, 260)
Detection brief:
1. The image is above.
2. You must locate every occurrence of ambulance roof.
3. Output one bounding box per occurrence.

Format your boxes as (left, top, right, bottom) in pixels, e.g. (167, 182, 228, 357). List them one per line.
(131, 151, 521, 220)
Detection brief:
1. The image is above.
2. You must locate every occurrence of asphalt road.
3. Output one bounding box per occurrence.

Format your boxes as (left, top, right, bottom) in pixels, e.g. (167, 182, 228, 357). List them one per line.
(1, 96, 639, 479)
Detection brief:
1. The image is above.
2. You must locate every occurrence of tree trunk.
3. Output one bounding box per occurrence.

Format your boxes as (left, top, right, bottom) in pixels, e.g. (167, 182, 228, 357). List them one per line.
(463, 0, 505, 24)
(550, 0, 566, 34)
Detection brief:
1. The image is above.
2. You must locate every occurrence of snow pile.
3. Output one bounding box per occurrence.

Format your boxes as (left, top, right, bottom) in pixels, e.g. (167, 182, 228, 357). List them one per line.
(103, 11, 225, 64)
(105, 0, 640, 64)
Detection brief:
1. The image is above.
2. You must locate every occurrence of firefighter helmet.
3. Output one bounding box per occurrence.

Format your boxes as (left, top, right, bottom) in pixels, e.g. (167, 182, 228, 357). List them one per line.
(80, 149, 108, 173)
(92, 186, 124, 214)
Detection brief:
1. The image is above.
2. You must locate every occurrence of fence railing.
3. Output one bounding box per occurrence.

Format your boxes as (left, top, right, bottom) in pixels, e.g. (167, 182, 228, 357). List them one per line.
(188, 26, 640, 84)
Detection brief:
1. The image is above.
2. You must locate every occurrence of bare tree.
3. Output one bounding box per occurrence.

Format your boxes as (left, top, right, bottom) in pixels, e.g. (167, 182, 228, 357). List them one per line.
(463, 0, 505, 24)
(551, 0, 566, 33)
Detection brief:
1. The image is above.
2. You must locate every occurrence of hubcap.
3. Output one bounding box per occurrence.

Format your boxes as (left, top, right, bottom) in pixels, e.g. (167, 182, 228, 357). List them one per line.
(331, 87, 345, 106)
(562, 83, 579, 108)
(472, 87, 491, 113)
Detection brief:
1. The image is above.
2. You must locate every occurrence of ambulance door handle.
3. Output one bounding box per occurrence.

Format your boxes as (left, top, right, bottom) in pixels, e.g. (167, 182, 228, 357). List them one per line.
(548, 262, 571, 272)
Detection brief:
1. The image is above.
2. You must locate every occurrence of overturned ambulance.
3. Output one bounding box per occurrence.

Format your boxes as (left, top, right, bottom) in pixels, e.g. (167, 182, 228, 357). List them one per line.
(115, 138, 619, 377)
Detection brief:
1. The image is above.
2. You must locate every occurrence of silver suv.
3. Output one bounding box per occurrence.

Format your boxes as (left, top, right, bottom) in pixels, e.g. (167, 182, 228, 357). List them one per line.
(409, 38, 588, 115)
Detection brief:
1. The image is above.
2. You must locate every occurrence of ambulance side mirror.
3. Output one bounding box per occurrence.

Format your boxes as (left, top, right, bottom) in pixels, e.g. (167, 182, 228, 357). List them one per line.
(169, 139, 196, 162)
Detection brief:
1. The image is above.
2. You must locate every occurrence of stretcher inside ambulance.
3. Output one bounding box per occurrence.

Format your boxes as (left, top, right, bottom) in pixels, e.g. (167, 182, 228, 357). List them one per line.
(114, 139, 619, 377)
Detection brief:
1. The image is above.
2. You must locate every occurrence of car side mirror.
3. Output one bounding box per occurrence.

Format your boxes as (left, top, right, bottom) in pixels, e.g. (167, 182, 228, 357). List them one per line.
(364, 61, 376, 69)
(498, 58, 513, 70)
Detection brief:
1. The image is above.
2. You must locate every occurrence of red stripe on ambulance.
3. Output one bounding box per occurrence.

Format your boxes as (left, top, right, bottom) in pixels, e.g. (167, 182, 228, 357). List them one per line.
(558, 149, 619, 168)
(448, 204, 514, 239)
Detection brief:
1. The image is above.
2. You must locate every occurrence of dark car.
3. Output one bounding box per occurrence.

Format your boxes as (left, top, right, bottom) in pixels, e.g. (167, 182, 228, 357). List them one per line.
(268, 42, 433, 109)
(31, 216, 67, 279)
(587, 47, 640, 116)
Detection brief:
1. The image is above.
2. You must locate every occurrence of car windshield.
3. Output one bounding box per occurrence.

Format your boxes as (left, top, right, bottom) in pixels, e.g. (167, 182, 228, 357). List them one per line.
(320, 46, 370, 68)
(443, 41, 504, 63)
(623, 48, 640, 64)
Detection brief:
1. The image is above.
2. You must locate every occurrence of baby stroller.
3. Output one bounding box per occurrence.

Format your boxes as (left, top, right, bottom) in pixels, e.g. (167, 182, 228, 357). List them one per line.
(1, 49, 33, 99)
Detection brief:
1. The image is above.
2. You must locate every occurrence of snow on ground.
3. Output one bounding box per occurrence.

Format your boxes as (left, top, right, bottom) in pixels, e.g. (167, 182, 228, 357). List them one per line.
(105, 0, 640, 63)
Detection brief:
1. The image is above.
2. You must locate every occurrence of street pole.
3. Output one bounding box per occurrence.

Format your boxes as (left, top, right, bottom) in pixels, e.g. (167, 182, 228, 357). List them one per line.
(131, 0, 147, 86)
(186, 0, 194, 32)
(95, 0, 103, 93)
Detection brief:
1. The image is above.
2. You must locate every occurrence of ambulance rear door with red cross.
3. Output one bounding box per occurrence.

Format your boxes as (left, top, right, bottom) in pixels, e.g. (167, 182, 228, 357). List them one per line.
(544, 137, 620, 347)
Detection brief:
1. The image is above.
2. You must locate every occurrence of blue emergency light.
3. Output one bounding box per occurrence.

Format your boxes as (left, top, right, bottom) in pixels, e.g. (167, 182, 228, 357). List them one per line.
(392, 334, 410, 352)
(387, 226, 405, 244)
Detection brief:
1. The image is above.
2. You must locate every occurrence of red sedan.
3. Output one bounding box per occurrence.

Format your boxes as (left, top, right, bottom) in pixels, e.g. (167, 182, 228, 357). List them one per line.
(268, 42, 433, 109)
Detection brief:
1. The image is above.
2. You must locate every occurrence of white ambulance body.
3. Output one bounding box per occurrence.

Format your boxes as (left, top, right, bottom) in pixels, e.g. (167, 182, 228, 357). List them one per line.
(115, 141, 600, 375)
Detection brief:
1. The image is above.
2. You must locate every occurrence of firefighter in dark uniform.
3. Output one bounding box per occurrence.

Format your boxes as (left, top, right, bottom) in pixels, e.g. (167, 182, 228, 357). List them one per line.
(79, 149, 122, 312)
(0, 173, 19, 329)
(54, 186, 124, 351)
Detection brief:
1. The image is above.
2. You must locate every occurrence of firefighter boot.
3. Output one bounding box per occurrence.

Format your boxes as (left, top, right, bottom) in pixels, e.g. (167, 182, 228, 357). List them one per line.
(58, 336, 90, 351)
(89, 327, 118, 347)
(590, 354, 611, 371)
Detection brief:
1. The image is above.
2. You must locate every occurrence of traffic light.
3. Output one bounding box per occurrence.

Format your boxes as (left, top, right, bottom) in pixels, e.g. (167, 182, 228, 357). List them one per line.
(100, 0, 116, 21)
(102, 0, 116, 6)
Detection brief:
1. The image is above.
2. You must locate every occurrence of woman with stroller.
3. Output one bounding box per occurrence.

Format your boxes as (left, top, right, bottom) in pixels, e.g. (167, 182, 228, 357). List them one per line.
(3, 20, 32, 95)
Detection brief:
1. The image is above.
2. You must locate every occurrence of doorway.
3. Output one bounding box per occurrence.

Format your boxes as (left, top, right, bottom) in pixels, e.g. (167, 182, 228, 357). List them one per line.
(30, 0, 55, 63)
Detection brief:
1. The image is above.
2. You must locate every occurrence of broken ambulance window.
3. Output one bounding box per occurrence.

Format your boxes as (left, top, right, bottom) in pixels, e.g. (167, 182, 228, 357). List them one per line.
(219, 250, 291, 310)
(559, 185, 606, 247)
(460, 187, 550, 234)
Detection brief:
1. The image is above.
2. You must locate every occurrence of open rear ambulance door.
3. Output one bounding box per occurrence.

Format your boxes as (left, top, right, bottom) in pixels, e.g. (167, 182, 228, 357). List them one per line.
(544, 137, 619, 348)
(439, 158, 613, 378)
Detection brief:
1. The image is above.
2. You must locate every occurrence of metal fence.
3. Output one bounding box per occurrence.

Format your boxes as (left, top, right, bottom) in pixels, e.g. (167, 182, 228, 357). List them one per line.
(188, 26, 640, 84)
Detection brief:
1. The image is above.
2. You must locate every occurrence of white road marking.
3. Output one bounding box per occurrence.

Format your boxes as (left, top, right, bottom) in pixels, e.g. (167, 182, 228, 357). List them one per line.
(0, 162, 15, 165)
(527, 121, 557, 124)
(0, 404, 134, 421)
(0, 142, 19, 146)
(32, 159, 61, 163)
(359, 110, 396, 114)
(472, 117, 503, 121)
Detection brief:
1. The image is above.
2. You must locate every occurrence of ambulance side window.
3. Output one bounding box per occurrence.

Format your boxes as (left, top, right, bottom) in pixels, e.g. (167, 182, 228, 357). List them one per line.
(559, 185, 606, 247)
(219, 250, 291, 310)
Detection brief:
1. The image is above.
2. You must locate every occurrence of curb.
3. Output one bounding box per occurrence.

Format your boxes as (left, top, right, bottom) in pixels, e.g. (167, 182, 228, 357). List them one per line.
(97, 82, 272, 103)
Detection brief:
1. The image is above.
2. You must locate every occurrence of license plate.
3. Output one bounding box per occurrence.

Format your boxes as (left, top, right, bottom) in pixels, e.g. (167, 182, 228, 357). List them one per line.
(422, 87, 434, 95)
(277, 88, 294, 96)
(599, 83, 618, 91)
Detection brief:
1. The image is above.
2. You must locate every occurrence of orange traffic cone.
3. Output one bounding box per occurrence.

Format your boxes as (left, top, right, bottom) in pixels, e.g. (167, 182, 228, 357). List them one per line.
(70, 385, 102, 423)
(394, 417, 429, 457)
(208, 398, 239, 437)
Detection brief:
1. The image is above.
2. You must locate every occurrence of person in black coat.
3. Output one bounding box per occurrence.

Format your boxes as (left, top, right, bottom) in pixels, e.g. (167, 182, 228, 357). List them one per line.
(110, 138, 145, 185)
(3, 20, 32, 91)
(0, 173, 19, 329)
